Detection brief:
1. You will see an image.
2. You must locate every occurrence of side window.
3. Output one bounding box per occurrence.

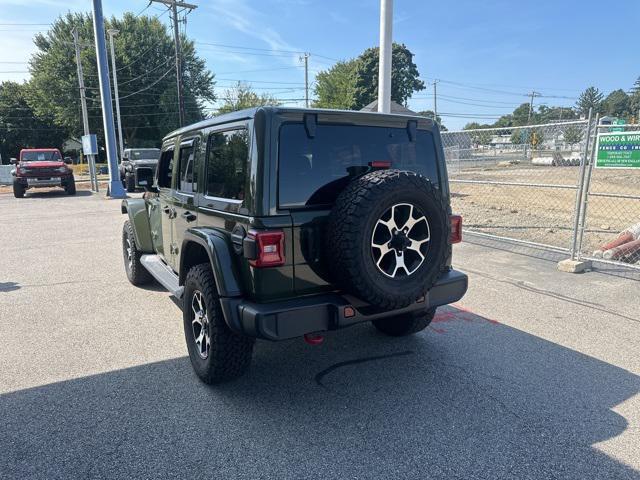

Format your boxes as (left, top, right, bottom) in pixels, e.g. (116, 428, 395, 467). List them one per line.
(157, 148, 175, 188)
(177, 140, 198, 193)
(205, 129, 249, 201)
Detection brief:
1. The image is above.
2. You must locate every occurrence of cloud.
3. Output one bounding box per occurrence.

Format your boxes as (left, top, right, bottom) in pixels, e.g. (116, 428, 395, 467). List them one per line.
(207, 0, 302, 65)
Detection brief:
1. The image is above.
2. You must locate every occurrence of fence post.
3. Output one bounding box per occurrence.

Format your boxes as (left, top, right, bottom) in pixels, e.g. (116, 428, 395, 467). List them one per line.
(575, 113, 600, 258)
(570, 109, 592, 260)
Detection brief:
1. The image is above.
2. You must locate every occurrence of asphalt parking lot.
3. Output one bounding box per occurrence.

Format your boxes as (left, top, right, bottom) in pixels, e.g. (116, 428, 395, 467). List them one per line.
(1, 190, 639, 480)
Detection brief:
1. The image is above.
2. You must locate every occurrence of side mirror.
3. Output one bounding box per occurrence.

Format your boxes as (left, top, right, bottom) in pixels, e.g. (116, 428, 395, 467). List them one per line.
(64, 157, 73, 165)
(10, 158, 18, 164)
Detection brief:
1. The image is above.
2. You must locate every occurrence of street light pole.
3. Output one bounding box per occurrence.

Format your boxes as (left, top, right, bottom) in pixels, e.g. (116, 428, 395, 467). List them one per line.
(91, 0, 126, 198)
(107, 28, 125, 162)
(377, 0, 393, 113)
(71, 28, 98, 192)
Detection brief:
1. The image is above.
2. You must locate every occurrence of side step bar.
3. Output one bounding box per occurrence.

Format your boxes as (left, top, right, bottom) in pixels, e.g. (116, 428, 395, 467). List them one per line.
(140, 254, 184, 299)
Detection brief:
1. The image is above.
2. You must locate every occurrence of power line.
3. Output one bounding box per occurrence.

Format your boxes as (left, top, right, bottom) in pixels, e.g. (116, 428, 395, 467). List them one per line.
(118, 67, 174, 99)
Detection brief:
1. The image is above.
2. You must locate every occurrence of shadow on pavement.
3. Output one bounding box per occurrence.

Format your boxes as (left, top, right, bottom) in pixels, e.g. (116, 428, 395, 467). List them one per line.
(21, 189, 93, 198)
(1, 306, 638, 479)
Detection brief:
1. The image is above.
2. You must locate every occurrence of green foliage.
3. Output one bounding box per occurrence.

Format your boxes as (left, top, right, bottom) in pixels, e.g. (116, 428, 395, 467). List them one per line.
(510, 129, 525, 145)
(26, 12, 215, 149)
(0, 81, 66, 162)
(537, 106, 576, 123)
(463, 123, 492, 145)
(217, 82, 280, 114)
(352, 43, 425, 109)
(563, 126, 583, 145)
(575, 86, 604, 115)
(312, 43, 424, 111)
(416, 110, 446, 130)
(312, 60, 357, 109)
(602, 89, 630, 118)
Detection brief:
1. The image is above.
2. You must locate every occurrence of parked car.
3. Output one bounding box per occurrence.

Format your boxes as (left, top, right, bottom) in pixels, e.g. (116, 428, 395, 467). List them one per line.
(121, 107, 468, 384)
(11, 148, 75, 198)
(119, 148, 160, 193)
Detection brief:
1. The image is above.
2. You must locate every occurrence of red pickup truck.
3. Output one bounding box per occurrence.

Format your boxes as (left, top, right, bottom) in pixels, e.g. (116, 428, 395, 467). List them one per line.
(11, 148, 76, 198)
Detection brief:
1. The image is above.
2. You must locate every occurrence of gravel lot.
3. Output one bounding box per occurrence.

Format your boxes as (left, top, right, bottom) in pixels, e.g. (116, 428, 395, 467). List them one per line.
(450, 164, 640, 256)
(0, 190, 639, 479)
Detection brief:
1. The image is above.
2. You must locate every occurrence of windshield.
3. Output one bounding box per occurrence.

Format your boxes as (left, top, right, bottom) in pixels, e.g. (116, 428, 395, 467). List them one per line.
(21, 151, 61, 162)
(278, 123, 440, 208)
(128, 149, 160, 160)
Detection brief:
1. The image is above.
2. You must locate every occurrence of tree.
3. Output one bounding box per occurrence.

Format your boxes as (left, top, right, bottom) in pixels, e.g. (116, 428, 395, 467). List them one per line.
(602, 89, 630, 118)
(563, 125, 583, 145)
(26, 12, 215, 150)
(537, 105, 577, 123)
(352, 43, 425, 109)
(217, 82, 280, 114)
(416, 110, 447, 130)
(575, 86, 604, 116)
(313, 60, 357, 109)
(0, 81, 66, 162)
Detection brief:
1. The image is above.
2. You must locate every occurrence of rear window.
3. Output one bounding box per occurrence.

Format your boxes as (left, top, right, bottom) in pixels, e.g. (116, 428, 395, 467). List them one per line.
(278, 124, 440, 209)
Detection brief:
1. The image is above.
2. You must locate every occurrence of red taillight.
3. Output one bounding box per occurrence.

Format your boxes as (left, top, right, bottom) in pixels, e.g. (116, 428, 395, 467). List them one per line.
(249, 231, 285, 268)
(370, 161, 392, 168)
(450, 215, 462, 244)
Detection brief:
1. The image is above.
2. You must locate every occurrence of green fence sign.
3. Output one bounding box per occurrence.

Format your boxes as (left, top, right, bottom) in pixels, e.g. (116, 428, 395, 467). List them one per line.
(596, 131, 640, 168)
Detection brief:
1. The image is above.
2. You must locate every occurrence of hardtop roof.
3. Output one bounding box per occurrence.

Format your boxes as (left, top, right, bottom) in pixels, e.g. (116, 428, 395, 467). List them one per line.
(162, 106, 434, 142)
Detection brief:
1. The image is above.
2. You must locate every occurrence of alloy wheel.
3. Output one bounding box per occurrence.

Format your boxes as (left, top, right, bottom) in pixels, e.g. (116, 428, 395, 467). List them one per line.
(371, 203, 430, 278)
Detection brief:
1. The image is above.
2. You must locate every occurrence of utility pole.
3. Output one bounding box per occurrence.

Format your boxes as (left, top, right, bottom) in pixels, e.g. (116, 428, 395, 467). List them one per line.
(527, 90, 540, 123)
(150, 0, 198, 127)
(71, 27, 98, 192)
(301, 52, 309, 108)
(107, 28, 124, 161)
(91, 0, 126, 198)
(433, 79, 439, 124)
(377, 0, 393, 113)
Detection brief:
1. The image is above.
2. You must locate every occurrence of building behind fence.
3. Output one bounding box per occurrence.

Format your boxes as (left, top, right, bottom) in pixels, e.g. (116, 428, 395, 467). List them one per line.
(441, 117, 640, 270)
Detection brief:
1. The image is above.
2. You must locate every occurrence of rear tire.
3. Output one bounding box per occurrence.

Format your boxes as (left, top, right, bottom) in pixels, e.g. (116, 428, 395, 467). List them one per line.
(122, 220, 152, 286)
(126, 174, 136, 193)
(12, 180, 25, 198)
(373, 307, 437, 336)
(65, 177, 76, 195)
(183, 263, 254, 384)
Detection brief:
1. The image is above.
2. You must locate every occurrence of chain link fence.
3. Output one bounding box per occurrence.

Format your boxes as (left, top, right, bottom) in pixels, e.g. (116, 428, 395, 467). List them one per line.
(442, 118, 640, 271)
(578, 123, 640, 267)
(442, 120, 592, 251)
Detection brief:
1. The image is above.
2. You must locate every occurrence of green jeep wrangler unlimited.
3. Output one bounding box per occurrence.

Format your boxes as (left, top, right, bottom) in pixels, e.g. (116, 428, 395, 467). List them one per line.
(121, 107, 468, 384)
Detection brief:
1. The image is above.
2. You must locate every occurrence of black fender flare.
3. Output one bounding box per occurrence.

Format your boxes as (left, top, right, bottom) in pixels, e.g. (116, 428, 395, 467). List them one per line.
(180, 228, 243, 298)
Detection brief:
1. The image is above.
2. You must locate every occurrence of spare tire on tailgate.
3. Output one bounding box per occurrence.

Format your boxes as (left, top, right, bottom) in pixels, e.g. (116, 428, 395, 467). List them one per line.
(326, 169, 449, 310)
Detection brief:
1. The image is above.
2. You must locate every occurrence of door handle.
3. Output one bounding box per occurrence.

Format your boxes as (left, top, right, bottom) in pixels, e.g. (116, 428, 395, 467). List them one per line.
(181, 211, 197, 222)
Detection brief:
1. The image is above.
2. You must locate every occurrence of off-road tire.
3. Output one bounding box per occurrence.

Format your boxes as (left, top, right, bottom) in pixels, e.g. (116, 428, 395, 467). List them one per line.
(122, 220, 152, 285)
(126, 174, 136, 193)
(183, 263, 254, 384)
(326, 169, 449, 310)
(373, 307, 437, 336)
(12, 180, 25, 198)
(65, 177, 76, 195)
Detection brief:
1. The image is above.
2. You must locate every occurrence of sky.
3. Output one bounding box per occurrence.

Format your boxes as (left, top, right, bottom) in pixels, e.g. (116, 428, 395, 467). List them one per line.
(0, 0, 638, 130)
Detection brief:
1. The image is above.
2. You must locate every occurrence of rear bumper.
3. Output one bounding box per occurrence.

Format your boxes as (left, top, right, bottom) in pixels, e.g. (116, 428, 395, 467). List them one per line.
(220, 269, 468, 341)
